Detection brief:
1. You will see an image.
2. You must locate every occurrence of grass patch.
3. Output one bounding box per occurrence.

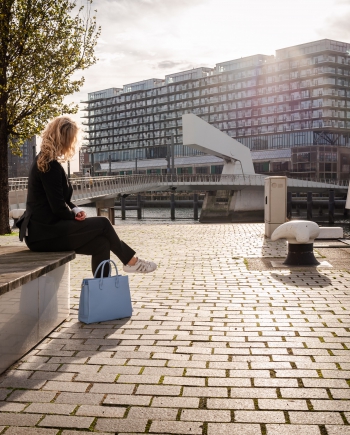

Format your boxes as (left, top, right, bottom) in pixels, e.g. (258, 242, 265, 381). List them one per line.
(2, 232, 18, 237)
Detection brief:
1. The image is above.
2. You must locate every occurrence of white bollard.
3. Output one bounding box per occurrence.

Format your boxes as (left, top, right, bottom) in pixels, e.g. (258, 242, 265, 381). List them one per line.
(9, 209, 26, 229)
(271, 220, 320, 266)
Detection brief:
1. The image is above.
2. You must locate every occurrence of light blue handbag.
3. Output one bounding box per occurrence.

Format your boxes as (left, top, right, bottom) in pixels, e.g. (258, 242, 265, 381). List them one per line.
(78, 259, 132, 324)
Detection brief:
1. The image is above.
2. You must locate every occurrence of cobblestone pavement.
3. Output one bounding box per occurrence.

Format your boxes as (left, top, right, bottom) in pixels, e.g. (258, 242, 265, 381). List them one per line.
(0, 223, 350, 435)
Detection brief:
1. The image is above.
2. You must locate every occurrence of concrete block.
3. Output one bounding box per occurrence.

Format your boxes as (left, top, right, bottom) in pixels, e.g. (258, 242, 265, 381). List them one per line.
(317, 227, 343, 239)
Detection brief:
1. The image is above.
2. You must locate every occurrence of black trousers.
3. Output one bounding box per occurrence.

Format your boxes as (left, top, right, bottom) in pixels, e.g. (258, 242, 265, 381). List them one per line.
(26, 217, 135, 277)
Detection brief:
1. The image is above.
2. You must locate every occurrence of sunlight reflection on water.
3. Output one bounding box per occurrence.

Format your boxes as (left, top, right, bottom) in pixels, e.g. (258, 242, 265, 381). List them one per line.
(81, 206, 202, 225)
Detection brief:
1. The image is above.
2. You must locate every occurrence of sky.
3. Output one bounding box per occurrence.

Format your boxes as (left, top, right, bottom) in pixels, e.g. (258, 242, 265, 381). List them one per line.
(63, 0, 350, 172)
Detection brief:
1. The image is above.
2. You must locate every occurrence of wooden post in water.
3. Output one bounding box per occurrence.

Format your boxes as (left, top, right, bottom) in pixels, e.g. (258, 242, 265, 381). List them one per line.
(307, 192, 313, 220)
(170, 193, 175, 220)
(137, 194, 142, 220)
(328, 190, 335, 224)
(121, 197, 126, 220)
(193, 193, 198, 221)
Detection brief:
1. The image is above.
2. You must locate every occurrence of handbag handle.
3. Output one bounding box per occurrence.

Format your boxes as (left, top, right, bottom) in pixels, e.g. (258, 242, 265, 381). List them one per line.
(94, 259, 120, 289)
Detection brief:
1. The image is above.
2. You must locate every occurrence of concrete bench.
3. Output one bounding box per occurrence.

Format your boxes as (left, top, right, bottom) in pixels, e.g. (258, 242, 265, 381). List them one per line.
(0, 247, 75, 374)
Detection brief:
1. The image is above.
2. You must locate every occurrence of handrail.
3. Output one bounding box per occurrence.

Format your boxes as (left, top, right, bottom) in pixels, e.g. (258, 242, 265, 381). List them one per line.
(9, 173, 350, 192)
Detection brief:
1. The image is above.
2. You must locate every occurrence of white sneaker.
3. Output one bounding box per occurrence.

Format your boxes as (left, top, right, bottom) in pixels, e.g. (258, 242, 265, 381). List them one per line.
(123, 258, 157, 274)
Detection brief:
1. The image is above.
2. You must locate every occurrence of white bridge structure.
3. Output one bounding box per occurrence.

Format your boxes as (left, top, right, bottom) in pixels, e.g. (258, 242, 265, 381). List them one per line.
(9, 173, 348, 208)
(9, 114, 349, 222)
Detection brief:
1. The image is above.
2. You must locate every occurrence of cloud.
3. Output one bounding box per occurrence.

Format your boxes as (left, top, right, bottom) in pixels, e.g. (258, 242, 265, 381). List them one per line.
(318, 11, 350, 40)
(156, 60, 184, 69)
(315, 0, 350, 39)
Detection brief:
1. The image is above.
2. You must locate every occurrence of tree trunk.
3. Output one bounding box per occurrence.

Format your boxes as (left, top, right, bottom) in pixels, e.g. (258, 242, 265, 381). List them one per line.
(0, 113, 10, 235)
(0, 1, 11, 235)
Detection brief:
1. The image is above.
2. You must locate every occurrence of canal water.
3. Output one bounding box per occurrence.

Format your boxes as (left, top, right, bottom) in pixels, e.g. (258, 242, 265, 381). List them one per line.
(81, 206, 202, 225)
(80, 205, 350, 237)
(9, 206, 349, 236)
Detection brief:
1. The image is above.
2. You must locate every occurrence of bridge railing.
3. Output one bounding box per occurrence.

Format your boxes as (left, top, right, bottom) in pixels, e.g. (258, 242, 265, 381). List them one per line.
(9, 173, 349, 193)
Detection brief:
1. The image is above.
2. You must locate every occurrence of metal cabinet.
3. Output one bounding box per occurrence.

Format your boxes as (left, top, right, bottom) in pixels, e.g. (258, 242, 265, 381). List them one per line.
(264, 176, 287, 237)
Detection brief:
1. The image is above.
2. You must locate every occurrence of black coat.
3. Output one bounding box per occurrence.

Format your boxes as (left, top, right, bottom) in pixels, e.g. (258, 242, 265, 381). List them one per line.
(18, 157, 77, 242)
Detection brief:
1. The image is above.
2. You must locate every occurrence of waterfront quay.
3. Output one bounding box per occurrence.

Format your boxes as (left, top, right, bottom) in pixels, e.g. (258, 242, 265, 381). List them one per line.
(0, 223, 350, 435)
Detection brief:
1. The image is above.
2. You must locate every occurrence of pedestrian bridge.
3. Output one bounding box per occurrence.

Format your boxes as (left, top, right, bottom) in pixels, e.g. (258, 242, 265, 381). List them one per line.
(8, 174, 349, 210)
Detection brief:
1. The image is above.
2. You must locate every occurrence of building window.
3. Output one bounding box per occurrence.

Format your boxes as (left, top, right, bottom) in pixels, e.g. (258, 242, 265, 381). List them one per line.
(196, 166, 209, 174)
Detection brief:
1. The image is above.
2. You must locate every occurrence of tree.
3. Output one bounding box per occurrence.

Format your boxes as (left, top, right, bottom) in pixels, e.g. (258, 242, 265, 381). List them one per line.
(0, 0, 100, 234)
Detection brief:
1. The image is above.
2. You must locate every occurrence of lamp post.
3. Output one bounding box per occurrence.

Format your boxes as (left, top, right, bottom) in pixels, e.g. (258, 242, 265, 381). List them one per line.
(109, 154, 112, 176)
(67, 160, 71, 179)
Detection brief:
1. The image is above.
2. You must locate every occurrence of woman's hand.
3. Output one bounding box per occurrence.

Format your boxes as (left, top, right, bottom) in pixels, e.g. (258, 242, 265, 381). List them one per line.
(75, 211, 87, 221)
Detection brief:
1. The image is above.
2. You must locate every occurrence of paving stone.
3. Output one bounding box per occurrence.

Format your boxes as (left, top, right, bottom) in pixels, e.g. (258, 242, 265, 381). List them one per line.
(207, 398, 255, 409)
(312, 400, 350, 411)
(4, 429, 59, 435)
(54, 392, 104, 405)
(230, 388, 277, 398)
(38, 415, 94, 428)
(0, 401, 27, 412)
(42, 380, 90, 392)
(302, 378, 349, 388)
(0, 414, 42, 426)
(95, 417, 148, 432)
(75, 404, 126, 417)
(128, 406, 178, 420)
(151, 396, 200, 408)
(61, 432, 110, 435)
(258, 399, 308, 410)
(266, 425, 321, 435)
(6, 390, 56, 403)
(208, 423, 262, 435)
(280, 388, 329, 399)
(163, 376, 205, 386)
(331, 389, 350, 399)
(0, 379, 46, 389)
(89, 383, 135, 394)
(149, 421, 203, 434)
(182, 386, 228, 397)
(30, 372, 74, 381)
(235, 410, 285, 423)
(24, 403, 76, 415)
(288, 411, 344, 424)
(181, 409, 231, 422)
(136, 385, 181, 396)
(326, 427, 350, 435)
(103, 394, 152, 406)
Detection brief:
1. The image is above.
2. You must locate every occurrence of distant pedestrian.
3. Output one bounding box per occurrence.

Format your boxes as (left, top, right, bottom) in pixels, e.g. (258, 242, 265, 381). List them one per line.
(17, 116, 157, 276)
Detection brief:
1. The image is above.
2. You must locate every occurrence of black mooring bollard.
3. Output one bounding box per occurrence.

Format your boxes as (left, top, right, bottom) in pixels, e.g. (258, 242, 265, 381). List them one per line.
(193, 193, 198, 221)
(121, 197, 126, 220)
(170, 193, 175, 221)
(307, 192, 313, 221)
(283, 243, 320, 266)
(137, 194, 142, 220)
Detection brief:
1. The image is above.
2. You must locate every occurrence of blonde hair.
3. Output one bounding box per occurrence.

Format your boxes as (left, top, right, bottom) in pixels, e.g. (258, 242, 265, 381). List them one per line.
(37, 116, 79, 172)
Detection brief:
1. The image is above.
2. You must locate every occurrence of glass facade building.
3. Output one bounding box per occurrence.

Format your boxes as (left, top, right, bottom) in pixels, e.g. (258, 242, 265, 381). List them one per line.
(81, 39, 350, 174)
(8, 137, 36, 178)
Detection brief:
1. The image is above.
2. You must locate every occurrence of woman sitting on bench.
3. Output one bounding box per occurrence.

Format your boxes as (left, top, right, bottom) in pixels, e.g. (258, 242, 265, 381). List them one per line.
(18, 116, 157, 276)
